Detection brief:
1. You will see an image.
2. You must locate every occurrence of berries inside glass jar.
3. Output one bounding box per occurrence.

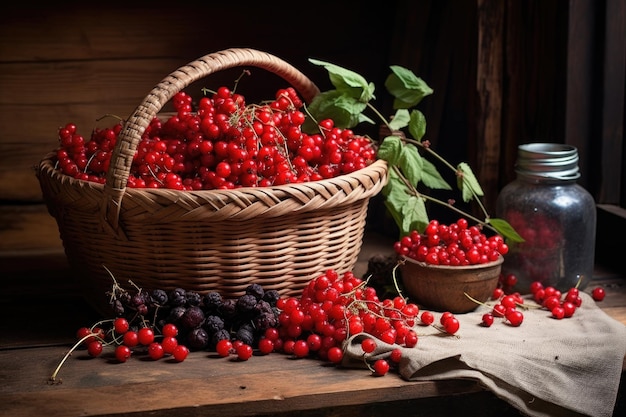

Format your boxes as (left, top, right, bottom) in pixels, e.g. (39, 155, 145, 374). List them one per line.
(393, 219, 509, 265)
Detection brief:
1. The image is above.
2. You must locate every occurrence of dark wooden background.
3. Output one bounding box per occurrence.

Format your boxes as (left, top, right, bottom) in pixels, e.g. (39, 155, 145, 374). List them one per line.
(1, 0, 624, 269)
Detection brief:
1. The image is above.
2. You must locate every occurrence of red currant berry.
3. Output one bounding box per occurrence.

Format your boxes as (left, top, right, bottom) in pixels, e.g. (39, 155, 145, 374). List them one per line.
(236, 344, 254, 361)
(505, 309, 524, 327)
(552, 306, 565, 320)
(562, 301, 577, 318)
(361, 338, 377, 353)
(113, 318, 130, 334)
(115, 345, 131, 363)
(326, 346, 344, 364)
(138, 327, 155, 345)
(76, 326, 94, 343)
(492, 287, 504, 300)
(492, 304, 506, 317)
(292, 340, 310, 358)
(389, 348, 403, 363)
(162, 323, 178, 338)
(172, 344, 189, 362)
(148, 342, 165, 360)
(443, 317, 460, 334)
(529, 281, 544, 294)
(306, 334, 322, 352)
(591, 287, 606, 302)
(257, 338, 274, 355)
(372, 359, 390, 376)
(440, 312, 454, 326)
(161, 336, 178, 354)
(420, 311, 435, 325)
(404, 330, 418, 348)
(216, 339, 233, 357)
(123, 331, 139, 347)
(503, 273, 518, 287)
(87, 341, 103, 357)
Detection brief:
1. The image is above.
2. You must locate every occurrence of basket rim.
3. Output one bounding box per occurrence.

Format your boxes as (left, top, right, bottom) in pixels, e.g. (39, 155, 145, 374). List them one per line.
(38, 153, 388, 200)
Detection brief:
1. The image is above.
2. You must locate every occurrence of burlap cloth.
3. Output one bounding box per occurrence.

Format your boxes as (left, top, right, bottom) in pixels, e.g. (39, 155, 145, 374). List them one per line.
(343, 291, 626, 417)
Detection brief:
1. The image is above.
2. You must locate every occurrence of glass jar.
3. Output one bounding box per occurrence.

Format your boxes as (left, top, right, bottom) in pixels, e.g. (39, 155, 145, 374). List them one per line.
(495, 143, 596, 293)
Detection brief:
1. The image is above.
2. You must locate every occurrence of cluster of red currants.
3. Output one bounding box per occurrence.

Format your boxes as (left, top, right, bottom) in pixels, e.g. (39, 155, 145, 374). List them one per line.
(54, 86, 377, 190)
(393, 219, 509, 266)
(479, 274, 607, 328)
(480, 287, 526, 327)
(530, 280, 605, 319)
(89, 320, 188, 362)
(50, 319, 189, 383)
(211, 269, 460, 376)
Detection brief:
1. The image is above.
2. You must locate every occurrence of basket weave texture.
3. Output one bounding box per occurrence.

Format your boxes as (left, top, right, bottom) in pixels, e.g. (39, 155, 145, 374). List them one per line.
(37, 48, 388, 313)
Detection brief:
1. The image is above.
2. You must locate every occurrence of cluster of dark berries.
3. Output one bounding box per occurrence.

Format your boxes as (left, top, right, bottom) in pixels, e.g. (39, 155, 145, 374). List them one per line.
(108, 277, 281, 352)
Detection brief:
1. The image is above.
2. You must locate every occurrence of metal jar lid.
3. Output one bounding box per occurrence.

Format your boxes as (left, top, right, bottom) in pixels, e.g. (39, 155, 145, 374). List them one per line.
(515, 143, 581, 181)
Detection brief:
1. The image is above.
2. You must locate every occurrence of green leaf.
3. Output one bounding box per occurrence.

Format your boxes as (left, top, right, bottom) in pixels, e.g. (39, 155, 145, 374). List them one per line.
(389, 109, 410, 131)
(382, 169, 406, 199)
(377, 136, 404, 165)
(385, 65, 433, 109)
(382, 171, 410, 229)
(382, 168, 429, 236)
(488, 218, 526, 243)
(308, 58, 375, 102)
(457, 162, 484, 202)
(401, 195, 429, 235)
(304, 90, 370, 131)
(408, 110, 427, 142)
(420, 159, 452, 190)
(397, 144, 423, 186)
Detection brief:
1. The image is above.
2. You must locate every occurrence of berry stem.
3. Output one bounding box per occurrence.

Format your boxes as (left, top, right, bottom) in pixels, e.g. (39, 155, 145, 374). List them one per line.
(464, 292, 489, 308)
(390, 261, 405, 299)
(49, 333, 103, 383)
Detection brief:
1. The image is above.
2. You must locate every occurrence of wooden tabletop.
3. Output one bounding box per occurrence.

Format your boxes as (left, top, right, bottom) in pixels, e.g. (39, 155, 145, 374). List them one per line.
(1, 235, 625, 417)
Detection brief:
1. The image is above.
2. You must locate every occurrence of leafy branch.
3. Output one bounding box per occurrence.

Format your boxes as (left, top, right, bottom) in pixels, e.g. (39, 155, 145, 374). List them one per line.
(305, 59, 523, 243)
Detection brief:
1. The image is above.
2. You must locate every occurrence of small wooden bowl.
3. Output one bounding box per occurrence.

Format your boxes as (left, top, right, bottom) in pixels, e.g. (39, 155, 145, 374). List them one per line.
(399, 256, 503, 313)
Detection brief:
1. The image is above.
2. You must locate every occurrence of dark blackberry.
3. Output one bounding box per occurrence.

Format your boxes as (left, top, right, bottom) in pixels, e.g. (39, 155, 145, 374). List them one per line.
(136, 303, 148, 316)
(235, 324, 255, 346)
(118, 291, 132, 307)
(262, 289, 280, 305)
(203, 315, 225, 335)
(131, 291, 148, 308)
(219, 298, 237, 320)
(179, 306, 205, 330)
(150, 289, 168, 306)
(366, 254, 400, 299)
(202, 291, 223, 314)
(185, 291, 202, 307)
(211, 329, 231, 348)
(254, 300, 273, 316)
(168, 288, 187, 307)
(236, 294, 258, 314)
(253, 311, 277, 332)
(245, 283, 264, 300)
(112, 299, 125, 316)
(165, 306, 186, 325)
(187, 327, 209, 350)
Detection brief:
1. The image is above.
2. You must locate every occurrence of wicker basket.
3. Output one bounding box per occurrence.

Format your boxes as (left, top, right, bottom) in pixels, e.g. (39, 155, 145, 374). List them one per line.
(37, 48, 388, 314)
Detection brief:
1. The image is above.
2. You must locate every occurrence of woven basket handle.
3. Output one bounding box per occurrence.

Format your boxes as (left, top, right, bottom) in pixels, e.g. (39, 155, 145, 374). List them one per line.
(101, 48, 321, 235)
